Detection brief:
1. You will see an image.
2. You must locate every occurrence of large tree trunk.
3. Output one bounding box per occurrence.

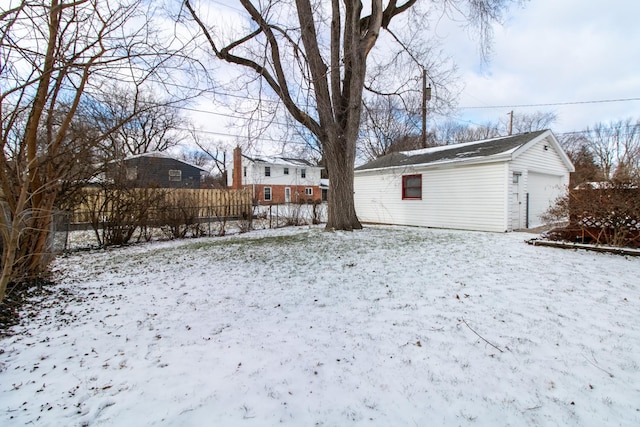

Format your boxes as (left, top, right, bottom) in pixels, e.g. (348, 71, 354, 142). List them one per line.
(16, 191, 57, 280)
(324, 135, 362, 230)
(185, 0, 420, 231)
(0, 179, 30, 301)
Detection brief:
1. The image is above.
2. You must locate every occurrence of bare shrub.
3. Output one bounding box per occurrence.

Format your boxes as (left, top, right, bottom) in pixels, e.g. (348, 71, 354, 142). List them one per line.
(210, 204, 230, 237)
(82, 187, 166, 246)
(237, 205, 254, 234)
(283, 203, 306, 227)
(311, 200, 325, 225)
(543, 180, 640, 248)
(158, 194, 203, 239)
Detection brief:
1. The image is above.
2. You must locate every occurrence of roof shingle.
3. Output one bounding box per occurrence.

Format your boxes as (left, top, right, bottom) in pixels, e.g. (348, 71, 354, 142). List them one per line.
(356, 130, 548, 171)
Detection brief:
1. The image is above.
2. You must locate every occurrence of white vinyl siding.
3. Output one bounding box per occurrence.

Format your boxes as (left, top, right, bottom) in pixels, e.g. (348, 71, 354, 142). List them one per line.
(228, 159, 322, 187)
(355, 162, 509, 232)
(354, 131, 573, 233)
(511, 135, 569, 175)
(527, 172, 565, 227)
(510, 135, 571, 228)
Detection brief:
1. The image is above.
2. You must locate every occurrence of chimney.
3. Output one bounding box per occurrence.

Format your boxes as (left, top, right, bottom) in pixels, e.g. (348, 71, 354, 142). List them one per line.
(232, 146, 242, 189)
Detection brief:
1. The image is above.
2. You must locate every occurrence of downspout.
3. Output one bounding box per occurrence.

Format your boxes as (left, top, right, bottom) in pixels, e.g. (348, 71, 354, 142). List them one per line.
(526, 193, 530, 229)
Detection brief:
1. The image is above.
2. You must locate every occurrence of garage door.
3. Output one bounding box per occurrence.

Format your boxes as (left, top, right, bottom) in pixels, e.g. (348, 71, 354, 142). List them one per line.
(528, 172, 564, 228)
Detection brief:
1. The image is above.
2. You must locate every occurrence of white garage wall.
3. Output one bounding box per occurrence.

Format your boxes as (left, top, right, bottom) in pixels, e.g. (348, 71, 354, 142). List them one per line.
(528, 172, 565, 227)
(511, 135, 569, 175)
(355, 132, 574, 232)
(354, 161, 510, 232)
(510, 135, 571, 227)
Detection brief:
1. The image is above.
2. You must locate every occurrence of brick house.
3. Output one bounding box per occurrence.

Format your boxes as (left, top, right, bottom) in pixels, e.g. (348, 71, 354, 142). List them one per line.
(228, 147, 323, 204)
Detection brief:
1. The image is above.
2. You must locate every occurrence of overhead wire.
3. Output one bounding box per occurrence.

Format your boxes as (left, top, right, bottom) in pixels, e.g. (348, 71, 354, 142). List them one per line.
(460, 97, 640, 110)
(78, 68, 640, 144)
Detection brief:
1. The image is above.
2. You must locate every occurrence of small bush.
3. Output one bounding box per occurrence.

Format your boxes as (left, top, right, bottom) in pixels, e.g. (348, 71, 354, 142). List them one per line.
(237, 205, 254, 233)
(543, 180, 640, 248)
(158, 194, 204, 239)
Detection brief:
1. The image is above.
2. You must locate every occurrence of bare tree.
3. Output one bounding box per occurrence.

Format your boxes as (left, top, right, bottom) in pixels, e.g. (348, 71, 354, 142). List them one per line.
(0, 0, 184, 301)
(182, 0, 518, 231)
(432, 120, 500, 145)
(580, 119, 640, 181)
(360, 95, 422, 160)
(429, 110, 555, 147)
(501, 110, 556, 135)
(84, 85, 190, 161)
(609, 118, 640, 181)
(183, 129, 233, 186)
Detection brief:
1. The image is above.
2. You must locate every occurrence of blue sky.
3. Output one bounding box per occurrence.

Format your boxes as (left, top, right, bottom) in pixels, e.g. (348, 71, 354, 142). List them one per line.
(184, 0, 640, 155)
(440, 0, 640, 135)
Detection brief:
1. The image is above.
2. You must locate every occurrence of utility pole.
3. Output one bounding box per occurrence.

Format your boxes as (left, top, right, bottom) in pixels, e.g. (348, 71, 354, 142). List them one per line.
(421, 68, 431, 148)
(508, 110, 514, 136)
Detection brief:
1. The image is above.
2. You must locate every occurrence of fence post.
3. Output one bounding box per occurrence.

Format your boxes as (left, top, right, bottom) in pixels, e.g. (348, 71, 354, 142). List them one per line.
(64, 211, 70, 251)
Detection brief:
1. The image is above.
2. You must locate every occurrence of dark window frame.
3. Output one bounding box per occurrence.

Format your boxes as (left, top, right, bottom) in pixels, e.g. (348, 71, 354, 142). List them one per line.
(264, 186, 272, 201)
(265, 166, 271, 177)
(301, 168, 306, 178)
(402, 174, 422, 200)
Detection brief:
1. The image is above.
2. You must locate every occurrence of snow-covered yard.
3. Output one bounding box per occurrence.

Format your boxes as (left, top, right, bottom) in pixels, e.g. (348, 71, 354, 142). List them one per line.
(1, 225, 639, 426)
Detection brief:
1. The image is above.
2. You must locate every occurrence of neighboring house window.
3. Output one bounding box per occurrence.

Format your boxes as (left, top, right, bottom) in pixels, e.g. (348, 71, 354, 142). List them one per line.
(264, 187, 272, 201)
(265, 166, 271, 177)
(169, 169, 182, 182)
(301, 168, 306, 178)
(284, 167, 289, 175)
(243, 167, 247, 177)
(402, 174, 422, 199)
(305, 187, 313, 196)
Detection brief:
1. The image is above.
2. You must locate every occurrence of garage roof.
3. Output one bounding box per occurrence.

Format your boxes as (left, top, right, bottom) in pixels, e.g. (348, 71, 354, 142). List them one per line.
(356, 130, 552, 172)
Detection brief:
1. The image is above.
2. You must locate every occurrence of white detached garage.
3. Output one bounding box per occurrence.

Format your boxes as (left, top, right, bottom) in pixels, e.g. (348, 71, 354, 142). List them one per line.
(354, 130, 574, 232)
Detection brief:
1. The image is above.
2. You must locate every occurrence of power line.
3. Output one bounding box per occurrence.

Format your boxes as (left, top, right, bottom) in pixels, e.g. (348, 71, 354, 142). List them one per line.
(173, 126, 315, 147)
(75, 70, 640, 143)
(460, 97, 640, 110)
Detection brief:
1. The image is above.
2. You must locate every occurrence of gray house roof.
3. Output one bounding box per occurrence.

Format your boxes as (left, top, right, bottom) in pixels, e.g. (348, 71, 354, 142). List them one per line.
(356, 130, 553, 172)
(123, 151, 208, 172)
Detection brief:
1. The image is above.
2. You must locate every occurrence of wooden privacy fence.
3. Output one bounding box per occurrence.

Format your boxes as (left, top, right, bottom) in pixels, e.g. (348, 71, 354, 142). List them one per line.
(70, 187, 253, 225)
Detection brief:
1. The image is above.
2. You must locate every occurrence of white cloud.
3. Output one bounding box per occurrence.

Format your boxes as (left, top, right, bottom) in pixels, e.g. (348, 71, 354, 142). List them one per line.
(443, 0, 640, 133)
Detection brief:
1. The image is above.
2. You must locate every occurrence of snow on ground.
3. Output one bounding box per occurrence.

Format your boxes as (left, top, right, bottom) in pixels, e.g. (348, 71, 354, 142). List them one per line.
(1, 225, 639, 426)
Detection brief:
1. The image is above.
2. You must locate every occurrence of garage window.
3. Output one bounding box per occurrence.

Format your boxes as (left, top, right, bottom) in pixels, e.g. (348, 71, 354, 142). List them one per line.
(402, 174, 422, 199)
